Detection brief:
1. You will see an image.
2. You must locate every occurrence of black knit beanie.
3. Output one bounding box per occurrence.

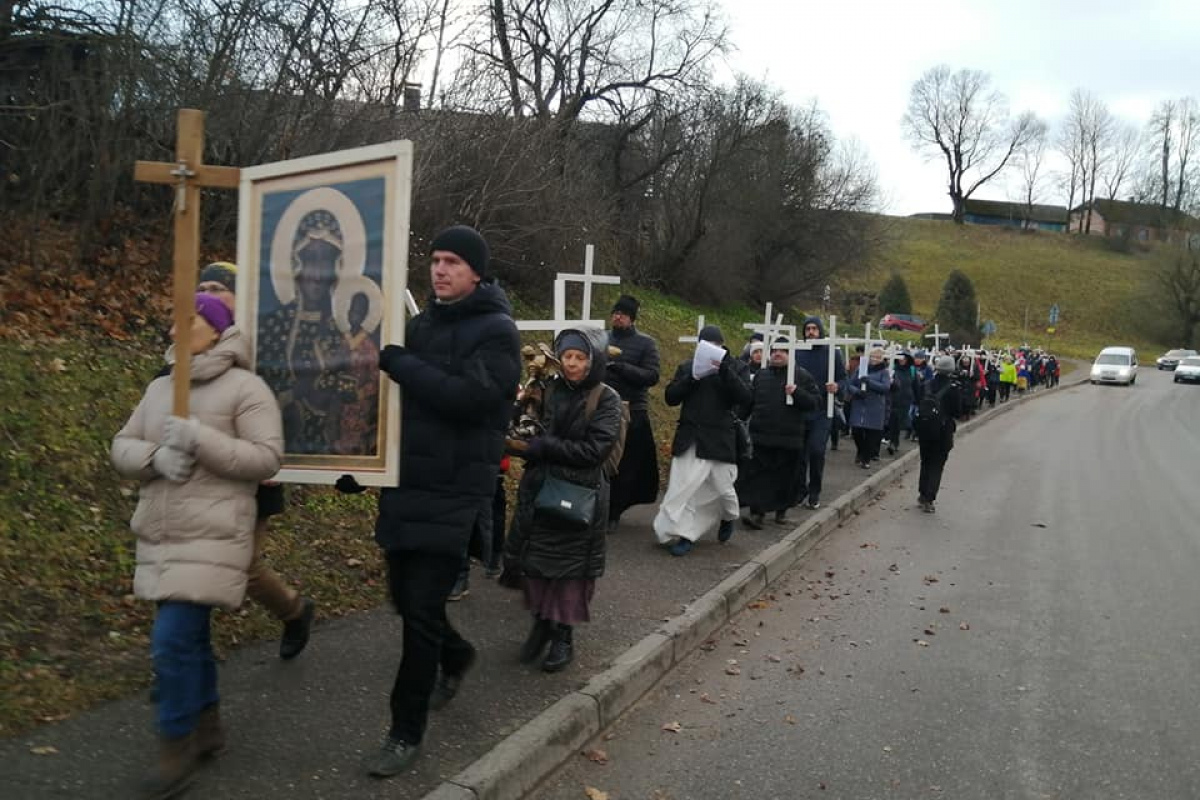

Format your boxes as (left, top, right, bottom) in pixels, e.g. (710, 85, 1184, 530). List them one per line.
(698, 324, 724, 344)
(612, 294, 639, 320)
(430, 225, 490, 278)
(198, 262, 237, 292)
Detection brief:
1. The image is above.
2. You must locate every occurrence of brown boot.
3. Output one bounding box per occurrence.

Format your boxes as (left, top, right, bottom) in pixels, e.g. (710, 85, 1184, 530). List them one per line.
(194, 704, 226, 759)
(138, 732, 198, 800)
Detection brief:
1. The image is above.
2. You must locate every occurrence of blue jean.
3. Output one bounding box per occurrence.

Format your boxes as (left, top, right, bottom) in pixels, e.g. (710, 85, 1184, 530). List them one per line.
(152, 601, 218, 739)
(799, 416, 832, 503)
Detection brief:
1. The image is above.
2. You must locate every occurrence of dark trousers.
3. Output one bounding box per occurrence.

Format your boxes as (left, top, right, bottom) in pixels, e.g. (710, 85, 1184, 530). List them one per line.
(386, 551, 476, 745)
(798, 415, 832, 503)
(852, 427, 883, 464)
(918, 438, 951, 502)
(999, 383, 1012, 402)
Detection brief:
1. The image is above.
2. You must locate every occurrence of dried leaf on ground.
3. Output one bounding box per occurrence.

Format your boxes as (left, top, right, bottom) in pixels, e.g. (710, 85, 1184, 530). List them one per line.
(923, 575, 939, 584)
(747, 600, 770, 610)
(916, 640, 930, 647)
(784, 714, 797, 725)
(959, 622, 971, 630)
(30, 745, 58, 755)
(700, 693, 717, 704)
(939, 607, 950, 614)
(584, 787, 609, 800)
(725, 664, 742, 676)
(661, 721, 682, 733)
(859, 542, 879, 549)
(583, 748, 609, 764)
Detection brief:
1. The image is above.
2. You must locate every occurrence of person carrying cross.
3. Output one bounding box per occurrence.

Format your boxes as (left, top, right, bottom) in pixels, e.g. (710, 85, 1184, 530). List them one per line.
(792, 316, 848, 509)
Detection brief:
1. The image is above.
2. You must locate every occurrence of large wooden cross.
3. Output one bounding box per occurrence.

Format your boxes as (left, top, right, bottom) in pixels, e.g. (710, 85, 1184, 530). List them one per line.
(515, 244, 620, 335)
(800, 315, 874, 419)
(743, 303, 806, 404)
(134, 109, 240, 416)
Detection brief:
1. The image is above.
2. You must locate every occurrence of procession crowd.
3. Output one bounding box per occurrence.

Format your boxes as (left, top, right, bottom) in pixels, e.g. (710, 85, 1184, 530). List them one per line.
(109, 225, 1063, 797)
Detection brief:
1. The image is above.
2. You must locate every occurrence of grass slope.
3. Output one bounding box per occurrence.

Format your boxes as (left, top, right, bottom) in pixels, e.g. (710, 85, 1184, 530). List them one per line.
(854, 217, 1169, 359)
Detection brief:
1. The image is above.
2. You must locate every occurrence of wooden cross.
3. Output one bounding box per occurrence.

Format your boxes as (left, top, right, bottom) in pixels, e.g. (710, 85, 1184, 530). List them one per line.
(924, 323, 950, 353)
(134, 109, 240, 416)
(515, 244, 619, 334)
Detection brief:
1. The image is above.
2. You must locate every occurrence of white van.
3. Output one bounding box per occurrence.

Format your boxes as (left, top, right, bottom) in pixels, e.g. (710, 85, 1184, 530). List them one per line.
(1090, 346, 1138, 385)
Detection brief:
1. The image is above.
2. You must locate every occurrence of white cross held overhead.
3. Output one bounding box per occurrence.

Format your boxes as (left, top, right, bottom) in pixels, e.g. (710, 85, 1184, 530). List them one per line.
(795, 315, 876, 419)
(743, 303, 807, 405)
(924, 323, 950, 353)
(856, 322, 890, 379)
(515, 244, 621, 334)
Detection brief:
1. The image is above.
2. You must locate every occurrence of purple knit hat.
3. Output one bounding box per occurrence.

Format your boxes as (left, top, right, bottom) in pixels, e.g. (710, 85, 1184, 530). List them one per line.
(195, 292, 234, 334)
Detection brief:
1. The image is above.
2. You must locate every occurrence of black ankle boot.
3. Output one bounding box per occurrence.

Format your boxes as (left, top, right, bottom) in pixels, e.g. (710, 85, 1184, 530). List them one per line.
(542, 624, 574, 673)
(519, 616, 554, 664)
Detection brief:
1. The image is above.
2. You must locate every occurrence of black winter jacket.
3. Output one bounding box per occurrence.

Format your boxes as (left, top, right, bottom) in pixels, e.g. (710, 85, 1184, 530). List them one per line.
(748, 364, 822, 449)
(605, 326, 660, 412)
(922, 374, 963, 447)
(665, 352, 752, 463)
(374, 281, 522, 556)
(507, 329, 622, 581)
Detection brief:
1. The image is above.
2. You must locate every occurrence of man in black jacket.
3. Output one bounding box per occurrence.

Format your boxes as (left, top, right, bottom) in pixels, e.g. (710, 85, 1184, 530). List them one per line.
(357, 225, 521, 777)
(605, 295, 661, 528)
(916, 355, 963, 513)
(652, 325, 752, 556)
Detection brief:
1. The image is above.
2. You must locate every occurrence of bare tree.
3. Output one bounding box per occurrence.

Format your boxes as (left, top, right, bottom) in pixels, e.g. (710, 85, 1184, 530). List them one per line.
(1101, 122, 1141, 201)
(1145, 97, 1200, 212)
(1015, 118, 1049, 229)
(1060, 89, 1112, 233)
(1158, 251, 1200, 348)
(902, 65, 1038, 223)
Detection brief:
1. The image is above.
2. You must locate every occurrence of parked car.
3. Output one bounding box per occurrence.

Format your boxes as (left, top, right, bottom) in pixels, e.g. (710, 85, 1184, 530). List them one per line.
(1156, 349, 1197, 369)
(879, 313, 926, 332)
(1173, 356, 1200, 384)
(1090, 346, 1138, 386)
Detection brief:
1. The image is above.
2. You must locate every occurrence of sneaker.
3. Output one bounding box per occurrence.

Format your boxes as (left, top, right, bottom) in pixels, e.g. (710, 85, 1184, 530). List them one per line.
(447, 575, 470, 602)
(429, 646, 477, 711)
(859, 461, 871, 470)
(717, 519, 735, 542)
(805, 499, 821, 510)
(279, 597, 315, 660)
(366, 736, 421, 778)
(742, 512, 764, 530)
(484, 564, 502, 579)
(669, 538, 695, 557)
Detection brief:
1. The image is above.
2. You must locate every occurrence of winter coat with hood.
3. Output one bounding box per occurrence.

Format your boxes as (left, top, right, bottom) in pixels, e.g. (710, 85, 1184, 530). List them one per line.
(747, 360, 823, 449)
(605, 325, 661, 413)
(794, 316, 846, 420)
(664, 349, 752, 464)
(844, 360, 891, 430)
(506, 329, 623, 581)
(890, 354, 919, 409)
(111, 327, 284, 610)
(376, 279, 522, 558)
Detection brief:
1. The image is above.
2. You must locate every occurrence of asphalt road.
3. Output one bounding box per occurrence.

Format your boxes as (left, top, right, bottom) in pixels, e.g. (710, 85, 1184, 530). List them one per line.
(532, 368, 1200, 800)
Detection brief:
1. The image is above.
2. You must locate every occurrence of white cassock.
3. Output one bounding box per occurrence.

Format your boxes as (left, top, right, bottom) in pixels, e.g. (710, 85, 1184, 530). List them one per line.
(653, 445, 740, 544)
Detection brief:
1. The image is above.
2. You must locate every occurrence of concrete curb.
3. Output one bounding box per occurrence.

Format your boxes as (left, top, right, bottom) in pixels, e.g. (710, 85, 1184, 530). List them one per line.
(424, 377, 1082, 800)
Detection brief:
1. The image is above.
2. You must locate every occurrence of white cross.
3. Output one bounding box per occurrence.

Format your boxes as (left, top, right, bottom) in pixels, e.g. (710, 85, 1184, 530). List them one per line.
(678, 314, 705, 344)
(924, 324, 950, 353)
(797, 315, 874, 419)
(856, 322, 890, 379)
(515, 244, 620, 334)
(405, 289, 420, 316)
(743, 303, 806, 404)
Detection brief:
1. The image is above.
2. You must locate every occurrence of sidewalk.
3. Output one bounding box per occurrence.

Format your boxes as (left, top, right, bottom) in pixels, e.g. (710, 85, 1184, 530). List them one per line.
(0, 380, 1078, 800)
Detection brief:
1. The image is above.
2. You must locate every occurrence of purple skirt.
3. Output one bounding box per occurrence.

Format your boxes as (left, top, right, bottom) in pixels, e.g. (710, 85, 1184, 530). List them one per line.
(523, 578, 596, 625)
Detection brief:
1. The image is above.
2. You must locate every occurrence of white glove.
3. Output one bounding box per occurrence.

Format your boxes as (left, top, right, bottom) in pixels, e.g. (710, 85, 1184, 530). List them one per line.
(162, 415, 201, 454)
(152, 445, 195, 483)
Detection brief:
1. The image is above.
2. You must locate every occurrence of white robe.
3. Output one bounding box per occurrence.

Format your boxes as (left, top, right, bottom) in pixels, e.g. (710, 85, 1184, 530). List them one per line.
(653, 445, 740, 544)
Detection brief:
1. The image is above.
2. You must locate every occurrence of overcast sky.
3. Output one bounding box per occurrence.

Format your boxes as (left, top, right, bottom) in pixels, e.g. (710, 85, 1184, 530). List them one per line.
(716, 0, 1200, 216)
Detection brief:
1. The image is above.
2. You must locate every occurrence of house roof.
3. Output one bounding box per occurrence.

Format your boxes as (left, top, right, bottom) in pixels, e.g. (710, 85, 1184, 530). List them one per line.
(963, 198, 1068, 223)
(1072, 198, 1199, 229)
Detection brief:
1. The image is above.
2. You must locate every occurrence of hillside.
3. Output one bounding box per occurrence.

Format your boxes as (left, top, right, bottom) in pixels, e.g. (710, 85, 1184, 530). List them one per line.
(849, 217, 1174, 359)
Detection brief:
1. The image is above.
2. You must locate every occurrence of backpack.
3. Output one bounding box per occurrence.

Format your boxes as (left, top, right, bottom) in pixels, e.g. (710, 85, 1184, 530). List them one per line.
(585, 383, 630, 478)
(916, 381, 956, 438)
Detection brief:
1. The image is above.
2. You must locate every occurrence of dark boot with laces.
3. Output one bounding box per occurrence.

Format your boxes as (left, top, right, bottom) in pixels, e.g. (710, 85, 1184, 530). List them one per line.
(542, 624, 574, 673)
(279, 597, 315, 660)
(366, 736, 421, 778)
(519, 616, 554, 664)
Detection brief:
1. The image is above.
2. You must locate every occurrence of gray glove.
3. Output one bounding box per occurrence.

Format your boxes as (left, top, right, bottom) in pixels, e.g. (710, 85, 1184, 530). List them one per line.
(152, 445, 195, 483)
(162, 415, 201, 454)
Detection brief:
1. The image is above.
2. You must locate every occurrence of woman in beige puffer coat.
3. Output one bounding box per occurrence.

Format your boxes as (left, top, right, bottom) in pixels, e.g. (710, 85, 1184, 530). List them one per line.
(112, 293, 282, 800)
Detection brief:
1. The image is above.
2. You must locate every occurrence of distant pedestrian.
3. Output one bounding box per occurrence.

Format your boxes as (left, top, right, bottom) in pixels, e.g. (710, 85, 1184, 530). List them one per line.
(342, 225, 521, 778)
(999, 354, 1017, 402)
(503, 329, 622, 671)
(112, 293, 283, 799)
(605, 295, 661, 529)
(915, 355, 963, 513)
(886, 351, 918, 455)
(653, 325, 752, 556)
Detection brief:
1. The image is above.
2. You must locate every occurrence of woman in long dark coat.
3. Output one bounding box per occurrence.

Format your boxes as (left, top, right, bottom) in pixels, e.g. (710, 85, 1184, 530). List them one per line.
(504, 329, 623, 673)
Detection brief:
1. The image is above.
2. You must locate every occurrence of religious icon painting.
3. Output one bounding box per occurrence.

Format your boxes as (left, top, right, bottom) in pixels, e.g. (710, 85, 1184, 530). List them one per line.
(236, 141, 412, 486)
